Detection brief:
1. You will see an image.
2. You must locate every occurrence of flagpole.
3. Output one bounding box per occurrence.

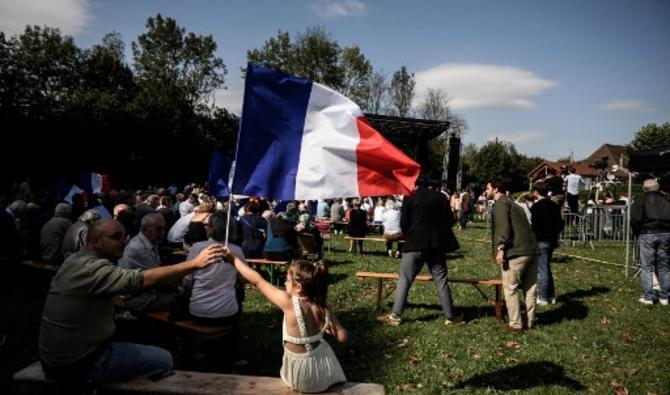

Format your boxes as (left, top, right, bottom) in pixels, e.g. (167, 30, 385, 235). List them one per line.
(224, 160, 236, 249)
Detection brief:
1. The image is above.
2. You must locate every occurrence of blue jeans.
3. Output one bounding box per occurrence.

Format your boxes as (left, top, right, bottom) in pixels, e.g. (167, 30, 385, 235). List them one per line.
(639, 232, 670, 301)
(88, 342, 173, 384)
(392, 250, 454, 320)
(537, 241, 556, 301)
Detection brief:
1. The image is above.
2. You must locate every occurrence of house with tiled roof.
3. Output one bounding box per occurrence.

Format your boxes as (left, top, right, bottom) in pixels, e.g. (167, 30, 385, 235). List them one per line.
(528, 144, 628, 188)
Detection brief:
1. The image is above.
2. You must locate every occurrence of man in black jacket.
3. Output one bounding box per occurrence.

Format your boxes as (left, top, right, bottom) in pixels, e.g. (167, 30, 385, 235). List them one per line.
(530, 182, 564, 305)
(381, 177, 458, 326)
(630, 178, 670, 305)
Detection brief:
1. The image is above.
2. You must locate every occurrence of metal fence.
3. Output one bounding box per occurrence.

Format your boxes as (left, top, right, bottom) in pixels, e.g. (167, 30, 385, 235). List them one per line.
(559, 205, 631, 244)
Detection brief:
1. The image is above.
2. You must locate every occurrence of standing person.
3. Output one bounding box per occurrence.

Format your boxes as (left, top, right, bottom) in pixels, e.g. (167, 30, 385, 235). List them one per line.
(223, 250, 348, 393)
(459, 189, 473, 230)
(381, 177, 459, 326)
(544, 168, 565, 210)
(530, 182, 564, 305)
(487, 181, 539, 332)
(564, 167, 584, 215)
(630, 179, 670, 305)
(450, 190, 461, 228)
(39, 219, 224, 389)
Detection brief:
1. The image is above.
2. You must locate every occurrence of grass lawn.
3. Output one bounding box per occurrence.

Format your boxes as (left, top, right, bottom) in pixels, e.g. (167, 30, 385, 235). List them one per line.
(241, 221, 669, 394)
(1, 221, 668, 394)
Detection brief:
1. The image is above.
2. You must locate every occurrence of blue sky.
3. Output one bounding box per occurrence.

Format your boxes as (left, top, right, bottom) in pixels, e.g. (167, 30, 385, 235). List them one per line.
(2, 0, 669, 161)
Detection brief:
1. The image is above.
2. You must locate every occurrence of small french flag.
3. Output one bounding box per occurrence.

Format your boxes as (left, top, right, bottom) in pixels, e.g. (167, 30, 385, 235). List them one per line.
(231, 64, 420, 200)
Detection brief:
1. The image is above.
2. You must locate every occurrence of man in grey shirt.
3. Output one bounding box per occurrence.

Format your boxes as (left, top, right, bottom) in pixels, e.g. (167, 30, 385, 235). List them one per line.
(119, 213, 165, 270)
(39, 219, 224, 388)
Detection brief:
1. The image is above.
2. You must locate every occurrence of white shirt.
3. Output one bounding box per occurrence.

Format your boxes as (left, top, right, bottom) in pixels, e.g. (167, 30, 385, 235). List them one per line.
(565, 174, 583, 195)
(382, 209, 401, 234)
(373, 206, 386, 222)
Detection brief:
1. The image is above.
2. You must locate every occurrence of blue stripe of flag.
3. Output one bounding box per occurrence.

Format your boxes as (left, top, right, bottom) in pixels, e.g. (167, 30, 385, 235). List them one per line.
(231, 64, 312, 200)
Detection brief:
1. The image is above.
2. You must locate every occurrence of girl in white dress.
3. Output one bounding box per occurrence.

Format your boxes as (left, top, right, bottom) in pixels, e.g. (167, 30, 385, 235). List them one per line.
(222, 251, 347, 393)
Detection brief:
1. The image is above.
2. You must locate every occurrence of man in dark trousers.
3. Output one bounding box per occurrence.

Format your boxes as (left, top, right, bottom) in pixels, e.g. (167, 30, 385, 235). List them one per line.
(381, 177, 459, 326)
(488, 180, 539, 332)
(530, 181, 564, 305)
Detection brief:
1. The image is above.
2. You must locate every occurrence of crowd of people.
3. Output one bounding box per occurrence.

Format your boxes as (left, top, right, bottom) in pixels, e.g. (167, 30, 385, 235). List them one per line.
(1, 171, 668, 392)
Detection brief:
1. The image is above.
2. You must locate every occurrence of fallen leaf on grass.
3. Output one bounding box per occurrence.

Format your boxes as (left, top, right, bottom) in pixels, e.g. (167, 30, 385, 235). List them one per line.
(471, 353, 481, 360)
(383, 353, 392, 360)
(600, 316, 610, 324)
(408, 355, 420, 365)
(440, 352, 450, 359)
(505, 340, 521, 349)
(614, 367, 638, 377)
(396, 337, 410, 348)
(397, 383, 414, 391)
(610, 380, 629, 395)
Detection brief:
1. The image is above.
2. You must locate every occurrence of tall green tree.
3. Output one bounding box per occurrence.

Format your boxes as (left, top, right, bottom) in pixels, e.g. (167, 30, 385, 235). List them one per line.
(628, 122, 670, 152)
(390, 66, 415, 117)
(131, 14, 227, 117)
(467, 139, 541, 193)
(246, 26, 373, 102)
(359, 69, 388, 114)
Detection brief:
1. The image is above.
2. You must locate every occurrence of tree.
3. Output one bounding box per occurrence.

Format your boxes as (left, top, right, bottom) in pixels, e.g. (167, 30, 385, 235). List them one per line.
(132, 14, 227, 115)
(628, 122, 670, 152)
(246, 26, 373, 101)
(390, 66, 415, 117)
(339, 45, 372, 106)
(418, 88, 451, 121)
(359, 69, 388, 114)
(467, 139, 540, 193)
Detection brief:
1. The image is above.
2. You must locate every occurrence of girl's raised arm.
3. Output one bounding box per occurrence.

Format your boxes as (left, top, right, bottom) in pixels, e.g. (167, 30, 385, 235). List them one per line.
(223, 247, 292, 311)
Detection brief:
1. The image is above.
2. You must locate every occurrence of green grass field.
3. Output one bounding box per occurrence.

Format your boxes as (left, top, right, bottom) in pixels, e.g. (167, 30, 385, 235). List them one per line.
(240, 221, 670, 394)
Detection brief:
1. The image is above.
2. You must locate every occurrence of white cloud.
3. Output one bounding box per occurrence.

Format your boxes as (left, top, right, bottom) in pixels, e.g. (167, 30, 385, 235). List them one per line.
(214, 86, 244, 115)
(414, 63, 557, 110)
(487, 130, 547, 145)
(0, 0, 91, 36)
(311, 0, 367, 18)
(598, 100, 654, 113)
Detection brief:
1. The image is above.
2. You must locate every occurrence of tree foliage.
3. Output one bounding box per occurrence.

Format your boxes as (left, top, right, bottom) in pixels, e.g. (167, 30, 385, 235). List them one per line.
(628, 122, 670, 152)
(465, 139, 543, 193)
(0, 17, 237, 189)
(246, 26, 372, 100)
(389, 66, 415, 117)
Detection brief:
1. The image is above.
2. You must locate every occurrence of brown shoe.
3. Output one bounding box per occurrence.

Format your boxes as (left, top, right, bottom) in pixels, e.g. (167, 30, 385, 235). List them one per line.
(503, 324, 523, 333)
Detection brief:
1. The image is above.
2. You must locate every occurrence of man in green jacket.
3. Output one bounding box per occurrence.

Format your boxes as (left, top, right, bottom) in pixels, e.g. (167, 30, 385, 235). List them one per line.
(487, 181, 539, 332)
(39, 219, 225, 388)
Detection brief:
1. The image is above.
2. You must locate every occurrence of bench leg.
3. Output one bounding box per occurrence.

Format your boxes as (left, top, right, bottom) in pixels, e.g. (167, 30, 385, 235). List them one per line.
(375, 278, 382, 310)
(494, 284, 504, 321)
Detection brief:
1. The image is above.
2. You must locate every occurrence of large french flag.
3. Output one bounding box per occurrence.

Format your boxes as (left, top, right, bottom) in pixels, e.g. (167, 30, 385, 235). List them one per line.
(231, 64, 420, 200)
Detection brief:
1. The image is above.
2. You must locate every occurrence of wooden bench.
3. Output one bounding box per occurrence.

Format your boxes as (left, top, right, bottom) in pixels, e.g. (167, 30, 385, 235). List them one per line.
(13, 361, 385, 394)
(246, 258, 290, 284)
(112, 296, 231, 338)
(356, 271, 505, 321)
(20, 260, 58, 273)
(344, 236, 404, 255)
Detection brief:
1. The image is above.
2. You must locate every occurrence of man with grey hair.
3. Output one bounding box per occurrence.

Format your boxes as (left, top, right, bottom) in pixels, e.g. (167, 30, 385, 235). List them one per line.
(119, 213, 165, 270)
(62, 209, 101, 258)
(631, 178, 670, 305)
(39, 219, 224, 389)
(40, 203, 73, 265)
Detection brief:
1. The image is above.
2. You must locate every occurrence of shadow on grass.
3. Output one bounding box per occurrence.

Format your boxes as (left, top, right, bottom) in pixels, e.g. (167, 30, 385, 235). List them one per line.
(455, 361, 585, 391)
(536, 286, 610, 326)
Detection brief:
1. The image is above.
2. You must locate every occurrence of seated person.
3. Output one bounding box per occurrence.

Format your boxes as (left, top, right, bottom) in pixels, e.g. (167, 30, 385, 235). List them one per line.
(39, 219, 224, 389)
(167, 202, 214, 249)
(382, 198, 403, 258)
(119, 213, 175, 311)
(62, 209, 101, 259)
(263, 213, 297, 261)
(40, 203, 73, 265)
(238, 201, 267, 258)
(184, 211, 245, 363)
(347, 200, 369, 253)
